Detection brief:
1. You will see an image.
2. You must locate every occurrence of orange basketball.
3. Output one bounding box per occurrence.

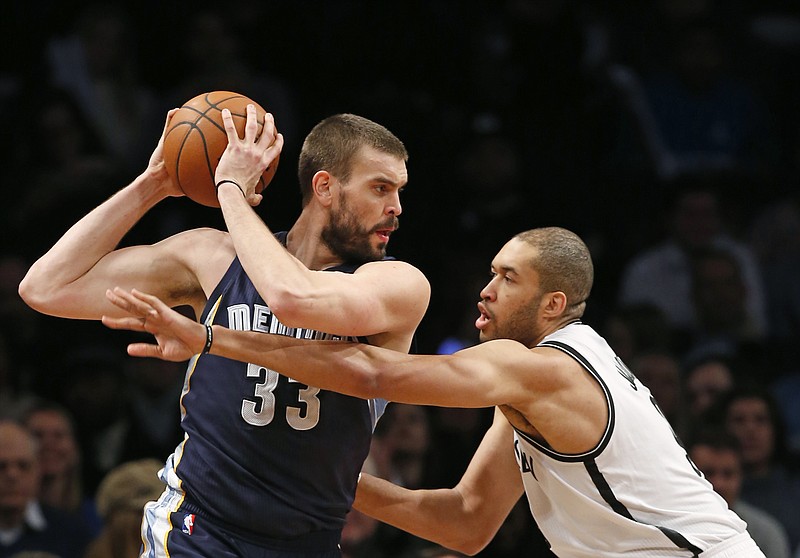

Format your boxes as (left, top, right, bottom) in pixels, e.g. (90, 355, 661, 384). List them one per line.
(162, 91, 280, 207)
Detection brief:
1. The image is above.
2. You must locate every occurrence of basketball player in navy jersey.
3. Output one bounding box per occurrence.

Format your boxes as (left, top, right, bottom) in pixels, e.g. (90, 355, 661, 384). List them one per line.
(105, 227, 765, 557)
(19, 105, 429, 557)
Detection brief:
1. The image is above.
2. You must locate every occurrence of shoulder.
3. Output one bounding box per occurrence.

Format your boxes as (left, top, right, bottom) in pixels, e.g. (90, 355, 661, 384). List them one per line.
(464, 339, 563, 384)
(158, 228, 235, 296)
(157, 228, 234, 265)
(159, 227, 232, 248)
(355, 260, 430, 290)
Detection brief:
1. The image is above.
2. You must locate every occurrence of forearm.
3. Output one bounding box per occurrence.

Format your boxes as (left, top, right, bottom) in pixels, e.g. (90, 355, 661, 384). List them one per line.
(354, 474, 486, 554)
(217, 186, 313, 313)
(209, 325, 379, 397)
(19, 172, 167, 312)
(209, 326, 517, 408)
(357, 411, 525, 555)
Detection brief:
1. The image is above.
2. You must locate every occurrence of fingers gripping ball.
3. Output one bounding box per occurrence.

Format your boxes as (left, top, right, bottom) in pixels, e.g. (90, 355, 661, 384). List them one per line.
(162, 91, 280, 207)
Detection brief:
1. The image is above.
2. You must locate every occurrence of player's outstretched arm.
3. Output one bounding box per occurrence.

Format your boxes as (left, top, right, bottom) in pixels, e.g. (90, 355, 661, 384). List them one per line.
(354, 409, 523, 555)
(18, 110, 214, 320)
(102, 287, 532, 409)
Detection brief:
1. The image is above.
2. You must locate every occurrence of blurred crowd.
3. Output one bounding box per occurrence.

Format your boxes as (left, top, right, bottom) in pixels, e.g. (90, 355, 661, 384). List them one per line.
(2, 1, 800, 557)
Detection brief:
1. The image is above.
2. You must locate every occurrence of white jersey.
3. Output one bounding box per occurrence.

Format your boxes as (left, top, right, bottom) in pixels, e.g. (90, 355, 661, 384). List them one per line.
(513, 322, 762, 557)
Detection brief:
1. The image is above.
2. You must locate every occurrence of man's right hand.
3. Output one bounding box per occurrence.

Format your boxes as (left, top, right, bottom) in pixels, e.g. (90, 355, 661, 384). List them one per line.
(146, 109, 184, 198)
(102, 287, 206, 361)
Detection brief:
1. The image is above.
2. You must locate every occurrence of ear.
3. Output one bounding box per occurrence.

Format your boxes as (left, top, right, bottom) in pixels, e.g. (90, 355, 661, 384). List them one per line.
(542, 291, 568, 317)
(311, 171, 334, 207)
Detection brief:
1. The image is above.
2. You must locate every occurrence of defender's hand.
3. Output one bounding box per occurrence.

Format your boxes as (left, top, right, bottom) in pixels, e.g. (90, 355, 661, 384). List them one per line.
(102, 287, 206, 361)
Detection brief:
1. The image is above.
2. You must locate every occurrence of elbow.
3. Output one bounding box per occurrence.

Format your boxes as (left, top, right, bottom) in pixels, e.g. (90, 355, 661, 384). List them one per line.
(17, 268, 50, 313)
(434, 529, 493, 556)
(452, 532, 494, 556)
(264, 289, 308, 328)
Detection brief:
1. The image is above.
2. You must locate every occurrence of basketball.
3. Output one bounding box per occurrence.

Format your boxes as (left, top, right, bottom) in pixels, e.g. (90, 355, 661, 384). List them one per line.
(162, 91, 280, 207)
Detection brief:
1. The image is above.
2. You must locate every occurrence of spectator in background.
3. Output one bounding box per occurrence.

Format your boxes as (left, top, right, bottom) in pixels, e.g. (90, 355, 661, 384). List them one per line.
(639, 13, 777, 175)
(715, 387, 800, 552)
(20, 401, 99, 536)
(448, 131, 530, 260)
(9, 89, 123, 258)
(601, 302, 673, 363)
(340, 457, 387, 558)
(55, 346, 130, 497)
(618, 182, 766, 349)
(117, 358, 183, 466)
(0, 420, 91, 558)
(83, 458, 164, 558)
(44, 4, 159, 172)
(368, 405, 441, 558)
(370, 404, 438, 493)
(340, 507, 387, 558)
(630, 350, 686, 436)
(683, 353, 737, 423)
(748, 197, 800, 363)
(685, 245, 766, 368)
(688, 428, 791, 558)
(748, 198, 800, 453)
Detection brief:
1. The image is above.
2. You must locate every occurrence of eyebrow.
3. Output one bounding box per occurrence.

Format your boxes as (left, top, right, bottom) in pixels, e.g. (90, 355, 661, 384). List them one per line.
(368, 172, 406, 187)
(494, 264, 518, 276)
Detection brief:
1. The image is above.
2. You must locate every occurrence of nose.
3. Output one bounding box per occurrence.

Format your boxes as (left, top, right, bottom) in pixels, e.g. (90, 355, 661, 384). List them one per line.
(479, 279, 496, 302)
(386, 191, 402, 216)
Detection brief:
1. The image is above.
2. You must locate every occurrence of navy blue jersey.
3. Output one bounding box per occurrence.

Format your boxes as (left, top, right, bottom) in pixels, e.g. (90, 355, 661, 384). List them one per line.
(160, 235, 388, 544)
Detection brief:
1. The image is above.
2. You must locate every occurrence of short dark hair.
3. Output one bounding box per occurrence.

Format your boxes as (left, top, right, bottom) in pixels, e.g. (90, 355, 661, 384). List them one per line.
(297, 114, 407, 206)
(514, 227, 594, 315)
(687, 425, 741, 455)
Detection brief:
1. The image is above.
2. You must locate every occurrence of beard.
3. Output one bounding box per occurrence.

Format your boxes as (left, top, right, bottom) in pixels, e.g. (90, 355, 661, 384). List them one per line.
(479, 292, 542, 347)
(320, 194, 399, 265)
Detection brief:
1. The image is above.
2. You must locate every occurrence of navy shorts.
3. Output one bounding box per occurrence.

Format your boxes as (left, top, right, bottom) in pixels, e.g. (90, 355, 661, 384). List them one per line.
(141, 488, 342, 558)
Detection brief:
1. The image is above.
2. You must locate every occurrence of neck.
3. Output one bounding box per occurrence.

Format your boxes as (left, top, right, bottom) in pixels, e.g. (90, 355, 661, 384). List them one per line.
(286, 212, 343, 271)
(530, 316, 580, 347)
(39, 473, 77, 509)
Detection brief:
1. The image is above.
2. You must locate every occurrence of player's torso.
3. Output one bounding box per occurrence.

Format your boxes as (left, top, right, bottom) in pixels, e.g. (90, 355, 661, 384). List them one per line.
(512, 322, 746, 557)
(167, 252, 381, 541)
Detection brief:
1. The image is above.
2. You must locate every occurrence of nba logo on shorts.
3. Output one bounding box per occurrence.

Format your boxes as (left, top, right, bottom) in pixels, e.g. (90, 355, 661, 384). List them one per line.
(182, 513, 195, 535)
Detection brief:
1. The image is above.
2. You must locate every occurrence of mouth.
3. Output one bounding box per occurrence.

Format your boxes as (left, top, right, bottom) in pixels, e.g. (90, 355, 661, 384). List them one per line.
(375, 229, 393, 243)
(373, 217, 399, 244)
(475, 301, 491, 330)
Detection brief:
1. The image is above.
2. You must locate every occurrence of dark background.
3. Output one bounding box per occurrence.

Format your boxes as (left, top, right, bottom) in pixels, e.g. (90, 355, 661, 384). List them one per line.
(2, 1, 800, 556)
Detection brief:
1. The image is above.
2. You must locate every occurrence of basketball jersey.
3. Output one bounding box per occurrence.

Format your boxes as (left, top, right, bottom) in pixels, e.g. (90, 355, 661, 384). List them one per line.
(158, 234, 388, 543)
(513, 322, 751, 557)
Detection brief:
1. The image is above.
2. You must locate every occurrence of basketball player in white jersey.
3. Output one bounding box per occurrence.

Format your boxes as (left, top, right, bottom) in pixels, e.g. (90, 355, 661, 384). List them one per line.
(103, 227, 764, 557)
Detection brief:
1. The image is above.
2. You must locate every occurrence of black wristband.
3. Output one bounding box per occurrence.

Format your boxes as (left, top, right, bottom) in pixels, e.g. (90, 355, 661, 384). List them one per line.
(215, 179, 246, 198)
(202, 324, 213, 354)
